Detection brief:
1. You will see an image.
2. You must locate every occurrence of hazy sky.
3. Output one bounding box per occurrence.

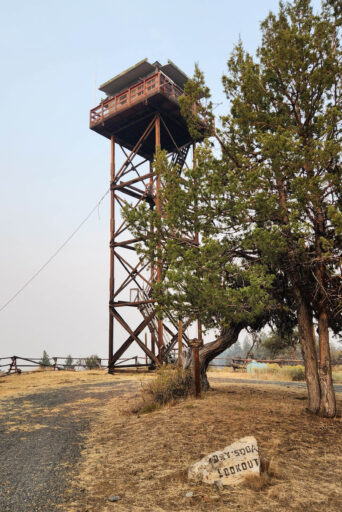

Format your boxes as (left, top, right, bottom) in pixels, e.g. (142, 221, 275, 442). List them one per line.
(0, 0, 321, 361)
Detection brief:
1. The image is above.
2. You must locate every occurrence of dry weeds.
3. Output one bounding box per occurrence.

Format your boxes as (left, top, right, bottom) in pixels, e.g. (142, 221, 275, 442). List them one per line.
(208, 366, 342, 383)
(65, 379, 342, 512)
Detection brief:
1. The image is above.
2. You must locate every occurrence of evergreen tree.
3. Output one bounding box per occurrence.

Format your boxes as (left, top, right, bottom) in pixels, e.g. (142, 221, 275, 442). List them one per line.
(124, 0, 341, 416)
(64, 355, 75, 370)
(261, 328, 300, 359)
(181, 0, 341, 417)
(39, 350, 51, 367)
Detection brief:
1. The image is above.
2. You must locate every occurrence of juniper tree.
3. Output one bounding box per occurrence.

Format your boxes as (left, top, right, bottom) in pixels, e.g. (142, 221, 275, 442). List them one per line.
(124, 0, 341, 416)
(261, 328, 300, 358)
(64, 355, 75, 370)
(125, 149, 293, 389)
(39, 350, 51, 367)
(181, 0, 341, 416)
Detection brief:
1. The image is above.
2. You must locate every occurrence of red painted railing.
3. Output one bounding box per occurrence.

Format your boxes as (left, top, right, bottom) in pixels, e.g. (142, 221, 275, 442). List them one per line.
(90, 71, 184, 127)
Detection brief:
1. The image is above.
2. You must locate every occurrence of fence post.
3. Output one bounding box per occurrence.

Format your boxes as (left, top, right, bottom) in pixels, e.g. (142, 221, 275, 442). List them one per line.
(188, 339, 203, 399)
(8, 356, 15, 374)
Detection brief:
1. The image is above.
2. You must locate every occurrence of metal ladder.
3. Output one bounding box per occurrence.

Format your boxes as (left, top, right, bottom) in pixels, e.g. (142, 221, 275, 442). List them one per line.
(171, 144, 190, 171)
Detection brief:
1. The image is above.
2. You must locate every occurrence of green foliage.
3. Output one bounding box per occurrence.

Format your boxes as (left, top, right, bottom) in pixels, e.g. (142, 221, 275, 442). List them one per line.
(64, 355, 75, 370)
(261, 328, 300, 358)
(39, 350, 51, 367)
(123, 0, 341, 342)
(217, 0, 342, 329)
(179, 64, 214, 141)
(124, 148, 275, 330)
(85, 355, 100, 369)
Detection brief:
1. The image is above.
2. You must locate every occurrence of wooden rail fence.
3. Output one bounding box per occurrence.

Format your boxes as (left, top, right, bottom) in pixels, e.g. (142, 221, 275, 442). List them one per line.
(0, 355, 151, 376)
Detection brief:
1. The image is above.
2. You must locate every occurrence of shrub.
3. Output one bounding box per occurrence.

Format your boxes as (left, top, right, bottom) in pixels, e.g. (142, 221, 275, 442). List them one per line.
(133, 366, 194, 414)
(85, 355, 100, 369)
(280, 365, 305, 381)
(39, 350, 51, 368)
(266, 363, 281, 374)
(248, 362, 305, 381)
(147, 366, 193, 405)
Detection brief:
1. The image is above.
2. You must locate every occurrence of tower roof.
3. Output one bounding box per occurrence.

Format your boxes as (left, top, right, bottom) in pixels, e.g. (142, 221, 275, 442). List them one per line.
(99, 58, 189, 97)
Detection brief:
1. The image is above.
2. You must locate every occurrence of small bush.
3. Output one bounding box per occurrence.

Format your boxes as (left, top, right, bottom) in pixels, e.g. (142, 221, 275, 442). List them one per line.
(147, 366, 193, 405)
(133, 366, 194, 414)
(251, 363, 305, 381)
(266, 363, 281, 374)
(280, 365, 305, 381)
(85, 355, 100, 369)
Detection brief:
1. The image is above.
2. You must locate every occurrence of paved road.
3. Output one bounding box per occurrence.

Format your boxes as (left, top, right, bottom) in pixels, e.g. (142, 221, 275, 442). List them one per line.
(0, 379, 137, 512)
(210, 376, 342, 393)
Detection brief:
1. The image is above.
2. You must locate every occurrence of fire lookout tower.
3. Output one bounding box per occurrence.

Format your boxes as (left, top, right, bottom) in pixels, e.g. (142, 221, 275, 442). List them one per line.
(90, 59, 202, 371)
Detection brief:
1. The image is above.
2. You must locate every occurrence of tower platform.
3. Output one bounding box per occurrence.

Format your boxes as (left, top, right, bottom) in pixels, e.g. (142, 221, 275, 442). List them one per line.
(90, 59, 194, 159)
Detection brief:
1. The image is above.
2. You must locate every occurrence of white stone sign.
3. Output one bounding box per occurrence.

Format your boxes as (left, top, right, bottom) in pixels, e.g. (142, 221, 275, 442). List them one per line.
(188, 436, 260, 486)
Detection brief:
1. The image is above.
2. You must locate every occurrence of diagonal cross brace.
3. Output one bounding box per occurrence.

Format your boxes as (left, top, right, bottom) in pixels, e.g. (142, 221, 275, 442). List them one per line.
(111, 309, 159, 366)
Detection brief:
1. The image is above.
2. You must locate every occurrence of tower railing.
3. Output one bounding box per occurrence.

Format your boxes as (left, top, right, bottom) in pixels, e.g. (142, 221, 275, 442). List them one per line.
(90, 72, 184, 127)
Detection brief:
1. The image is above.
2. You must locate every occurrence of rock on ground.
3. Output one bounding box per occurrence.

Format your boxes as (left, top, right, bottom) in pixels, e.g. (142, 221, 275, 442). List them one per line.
(188, 436, 259, 486)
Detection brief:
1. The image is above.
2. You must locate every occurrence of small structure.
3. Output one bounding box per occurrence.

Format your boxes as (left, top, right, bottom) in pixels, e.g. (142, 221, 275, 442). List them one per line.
(90, 59, 203, 371)
(90, 59, 195, 158)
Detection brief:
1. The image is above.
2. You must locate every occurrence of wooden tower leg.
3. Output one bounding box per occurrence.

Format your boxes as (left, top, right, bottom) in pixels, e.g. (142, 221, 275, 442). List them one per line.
(155, 115, 164, 363)
(178, 320, 183, 368)
(108, 136, 115, 373)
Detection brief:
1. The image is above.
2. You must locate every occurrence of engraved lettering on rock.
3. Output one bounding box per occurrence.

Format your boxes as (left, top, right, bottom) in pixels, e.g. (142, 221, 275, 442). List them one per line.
(188, 436, 260, 486)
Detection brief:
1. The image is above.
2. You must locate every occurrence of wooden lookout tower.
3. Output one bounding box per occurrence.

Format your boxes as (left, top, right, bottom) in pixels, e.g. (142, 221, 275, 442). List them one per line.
(90, 58, 202, 371)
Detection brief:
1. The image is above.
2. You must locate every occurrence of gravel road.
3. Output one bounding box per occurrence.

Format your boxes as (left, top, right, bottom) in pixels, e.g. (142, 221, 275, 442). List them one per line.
(0, 379, 137, 512)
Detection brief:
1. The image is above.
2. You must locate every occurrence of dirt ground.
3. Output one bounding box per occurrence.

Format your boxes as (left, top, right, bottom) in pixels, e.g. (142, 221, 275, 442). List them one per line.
(66, 376, 342, 512)
(1, 370, 341, 512)
(0, 371, 141, 511)
(0, 368, 152, 400)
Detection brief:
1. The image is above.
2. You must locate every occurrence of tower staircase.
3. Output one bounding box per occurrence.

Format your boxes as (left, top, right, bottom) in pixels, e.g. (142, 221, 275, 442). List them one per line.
(171, 143, 191, 171)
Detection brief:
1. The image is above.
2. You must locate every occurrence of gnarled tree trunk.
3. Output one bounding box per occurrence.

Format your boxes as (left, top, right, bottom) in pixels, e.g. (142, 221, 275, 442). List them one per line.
(193, 324, 243, 390)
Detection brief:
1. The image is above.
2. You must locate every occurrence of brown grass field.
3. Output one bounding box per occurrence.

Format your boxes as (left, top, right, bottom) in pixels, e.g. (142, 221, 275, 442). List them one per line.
(0, 368, 151, 399)
(66, 373, 342, 512)
(2, 370, 342, 511)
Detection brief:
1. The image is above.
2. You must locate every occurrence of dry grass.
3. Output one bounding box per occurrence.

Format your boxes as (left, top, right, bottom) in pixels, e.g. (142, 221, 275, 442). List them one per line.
(242, 473, 269, 491)
(208, 366, 302, 381)
(208, 366, 342, 383)
(0, 368, 153, 399)
(65, 378, 342, 512)
(131, 366, 194, 414)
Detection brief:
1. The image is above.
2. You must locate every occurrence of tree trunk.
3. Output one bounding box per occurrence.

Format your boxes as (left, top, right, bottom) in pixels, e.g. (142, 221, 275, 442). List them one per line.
(198, 324, 243, 390)
(275, 177, 321, 414)
(296, 295, 321, 414)
(318, 308, 336, 418)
